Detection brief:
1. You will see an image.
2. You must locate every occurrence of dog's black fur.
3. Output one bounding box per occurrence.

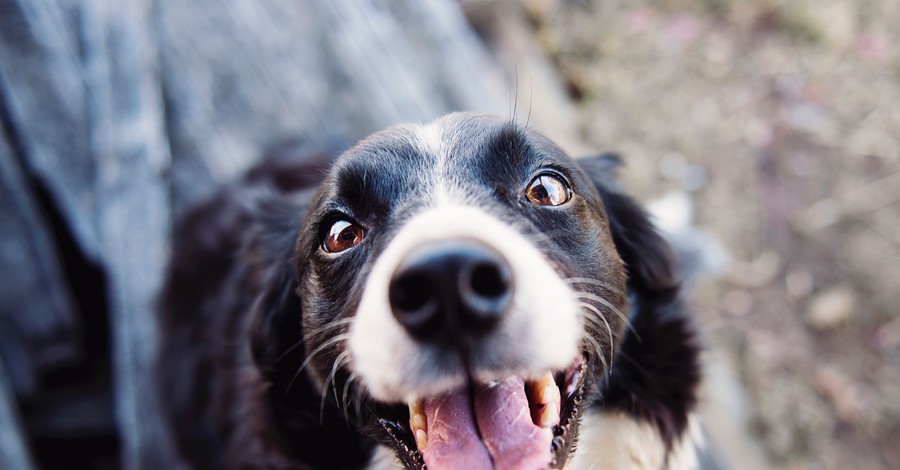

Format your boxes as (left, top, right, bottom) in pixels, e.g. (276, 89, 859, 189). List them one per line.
(158, 114, 701, 469)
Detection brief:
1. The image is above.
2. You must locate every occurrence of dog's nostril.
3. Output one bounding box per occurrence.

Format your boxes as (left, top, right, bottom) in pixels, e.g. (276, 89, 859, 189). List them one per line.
(389, 269, 441, 338)
(390, 273, 433, 312)
(469, 262, 508, 299)
(460, 256, 512, 331)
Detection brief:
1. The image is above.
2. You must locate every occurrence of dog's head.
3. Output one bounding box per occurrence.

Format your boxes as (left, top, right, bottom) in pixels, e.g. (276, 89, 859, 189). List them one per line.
(283, 113, 675, 468)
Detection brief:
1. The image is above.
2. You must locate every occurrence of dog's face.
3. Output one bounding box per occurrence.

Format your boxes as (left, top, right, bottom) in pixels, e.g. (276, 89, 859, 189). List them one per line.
(292, 113, 629, 469)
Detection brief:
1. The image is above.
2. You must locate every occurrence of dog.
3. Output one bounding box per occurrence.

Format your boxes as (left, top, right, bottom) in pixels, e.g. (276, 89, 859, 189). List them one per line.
(157, 113, 706, 469)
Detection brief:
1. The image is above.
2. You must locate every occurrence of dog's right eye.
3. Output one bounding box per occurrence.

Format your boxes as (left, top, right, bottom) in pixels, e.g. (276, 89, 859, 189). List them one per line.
(525, 172, 571, 207)
(323, 220, 365, 253)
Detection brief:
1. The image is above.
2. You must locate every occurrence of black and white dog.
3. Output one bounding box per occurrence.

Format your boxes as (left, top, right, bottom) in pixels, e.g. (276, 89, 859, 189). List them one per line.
(158, 113, 704, 469)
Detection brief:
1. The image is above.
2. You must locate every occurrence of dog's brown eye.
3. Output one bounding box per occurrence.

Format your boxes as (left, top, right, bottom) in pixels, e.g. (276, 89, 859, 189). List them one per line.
(324, 220, 364, 253)
(526, 173, 571, 206)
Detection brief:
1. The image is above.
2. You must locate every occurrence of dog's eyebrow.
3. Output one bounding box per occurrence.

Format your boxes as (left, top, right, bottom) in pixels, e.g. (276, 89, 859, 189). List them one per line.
(445, 118, 531, 166)
(327, 137, 431, 221)
(483, 123, 531, 164)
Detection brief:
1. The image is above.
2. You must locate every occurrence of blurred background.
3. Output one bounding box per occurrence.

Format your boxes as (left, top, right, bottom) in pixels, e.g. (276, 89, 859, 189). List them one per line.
(0, 0, 897, 469)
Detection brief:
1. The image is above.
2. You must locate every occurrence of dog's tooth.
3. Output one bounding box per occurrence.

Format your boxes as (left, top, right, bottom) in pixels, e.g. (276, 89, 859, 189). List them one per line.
(526, 372, 561, 428)
(531, 372, 555, 401)
(410, 400, 424, 416)
(530, 372, 556, 403)
(415, 429, 428, 451)
(543, 384, 557, 405)
(411, 412, 426, 431)
(539, 399, 560, 427)
(409, 400, 428, 450)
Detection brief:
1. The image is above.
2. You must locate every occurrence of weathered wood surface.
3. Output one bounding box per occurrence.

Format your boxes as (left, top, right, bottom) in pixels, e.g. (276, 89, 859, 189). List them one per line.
(0, 108, 78, 400)
(0, 359, 35, 470)
(0, 0, 530, 467)
(158, 0, 511, 213)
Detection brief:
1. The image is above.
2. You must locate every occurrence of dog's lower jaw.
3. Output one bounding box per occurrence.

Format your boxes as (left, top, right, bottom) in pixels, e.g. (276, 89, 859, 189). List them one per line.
(368, 354, 590, 470)
(372, 406, 707, 470)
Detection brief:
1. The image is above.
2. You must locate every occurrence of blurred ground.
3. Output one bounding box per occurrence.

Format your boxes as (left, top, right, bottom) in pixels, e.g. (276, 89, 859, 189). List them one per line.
(522, 0, 900, 468)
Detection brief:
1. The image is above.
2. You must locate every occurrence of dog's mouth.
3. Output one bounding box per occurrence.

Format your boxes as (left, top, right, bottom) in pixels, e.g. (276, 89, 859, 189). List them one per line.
(377, 355, 588, 469)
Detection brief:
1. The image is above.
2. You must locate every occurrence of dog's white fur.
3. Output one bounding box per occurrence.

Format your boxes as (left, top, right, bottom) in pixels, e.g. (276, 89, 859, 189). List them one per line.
(569, 412, 704, 470)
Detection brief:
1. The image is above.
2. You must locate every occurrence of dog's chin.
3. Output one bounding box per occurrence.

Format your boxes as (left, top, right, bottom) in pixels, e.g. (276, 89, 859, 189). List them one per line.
(371, 353, 590, 469)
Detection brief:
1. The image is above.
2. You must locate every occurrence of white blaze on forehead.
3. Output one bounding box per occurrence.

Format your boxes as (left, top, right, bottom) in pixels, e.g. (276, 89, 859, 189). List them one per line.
(414, 119, 447, 164)
(411, 117, 482, 208)
(412, 119, 462, 207)
(350, 204, 582, 402)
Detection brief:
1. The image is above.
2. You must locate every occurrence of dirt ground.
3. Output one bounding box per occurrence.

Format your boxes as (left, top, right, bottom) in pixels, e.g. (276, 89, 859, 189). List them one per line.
(523, 1, 900, 468)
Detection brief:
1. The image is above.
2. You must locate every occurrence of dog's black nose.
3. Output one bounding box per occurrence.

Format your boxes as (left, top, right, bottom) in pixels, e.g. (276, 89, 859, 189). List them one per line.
(388, 240, 513, 343)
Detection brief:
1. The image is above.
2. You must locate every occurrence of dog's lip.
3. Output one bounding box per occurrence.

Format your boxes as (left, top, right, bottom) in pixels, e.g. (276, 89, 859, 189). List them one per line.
(549, 356, 589, 468)
(377, 355, 589, 469)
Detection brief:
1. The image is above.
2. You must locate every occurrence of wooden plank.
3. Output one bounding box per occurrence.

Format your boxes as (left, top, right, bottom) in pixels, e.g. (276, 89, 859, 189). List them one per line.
(0, 0, 102, 261)
(1, 0, 179, 466)
(0, 362, 35, 470)
(0, 110, 78, 399)
(157, 0, 511, 213)
(82, 0, 179, 467)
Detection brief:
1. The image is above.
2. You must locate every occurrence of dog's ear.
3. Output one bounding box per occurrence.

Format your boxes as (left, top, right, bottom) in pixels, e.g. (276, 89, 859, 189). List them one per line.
(578, 154, 700, 444)
(577, 154, 679, 300)
(241, 143, 334, 370)
(243, 193, 306, 376)
(247, 259, 301, 373)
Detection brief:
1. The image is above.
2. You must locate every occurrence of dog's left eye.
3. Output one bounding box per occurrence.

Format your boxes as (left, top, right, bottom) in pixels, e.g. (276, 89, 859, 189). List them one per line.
(525, 173, 571, 206)
(323, 220, 365, 253)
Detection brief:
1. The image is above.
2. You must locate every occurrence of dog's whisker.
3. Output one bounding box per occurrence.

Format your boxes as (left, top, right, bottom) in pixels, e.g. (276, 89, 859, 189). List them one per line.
(578, 311, 613, 364)
(578, 303, 615, 369)
(320, 351, 351, 423)
(285, 333, 352, 395)
(331, 354, 351, 404)
(512, 64, 519, 123)
(578, 314, 611, 373)
(325, 351, 351, 402)
(576, 292, 642, 342)
(525, 73, 534, 129)
(341, 372, 358, 422)
(303, 317, 354, 342)
(276, 317, 355, 363)
(580, 325, 610, 374)
(563, 277, 626, 297)
(353, 384, 365, 422)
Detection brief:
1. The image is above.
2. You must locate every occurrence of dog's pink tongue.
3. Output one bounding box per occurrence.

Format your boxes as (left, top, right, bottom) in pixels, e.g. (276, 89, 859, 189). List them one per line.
(422, 377, 553, 470)
(475, 376, 554, 469)
(422, 390, 492, 470)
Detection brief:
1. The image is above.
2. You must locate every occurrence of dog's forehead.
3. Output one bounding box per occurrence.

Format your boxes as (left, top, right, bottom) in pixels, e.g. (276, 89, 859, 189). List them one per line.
(339, 114, 525, 169)
(328, 114, 564, 210)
